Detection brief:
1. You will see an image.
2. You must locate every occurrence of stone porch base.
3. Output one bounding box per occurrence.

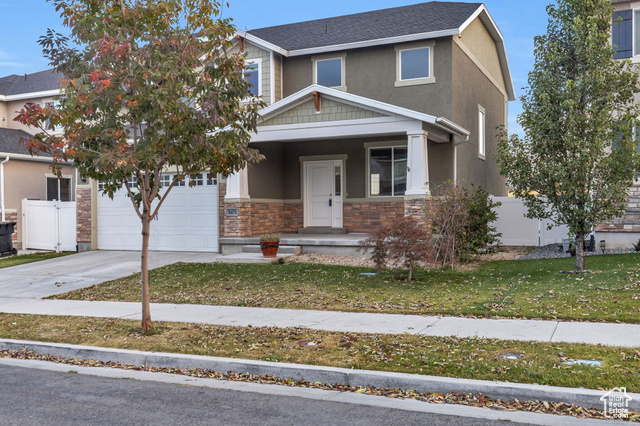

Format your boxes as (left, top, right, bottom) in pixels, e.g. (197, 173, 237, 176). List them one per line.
(219, 233, 369, 257)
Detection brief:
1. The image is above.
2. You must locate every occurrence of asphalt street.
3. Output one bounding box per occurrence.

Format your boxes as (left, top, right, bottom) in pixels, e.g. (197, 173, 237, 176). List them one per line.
(0, 364, 521, 426)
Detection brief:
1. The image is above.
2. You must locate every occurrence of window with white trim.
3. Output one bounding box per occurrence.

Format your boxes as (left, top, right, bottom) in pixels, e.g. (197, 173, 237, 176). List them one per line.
(395, 42, 435, 87)
(244, 59, 262, 96)
(369, 146, 407, 197)
(478, 105, 486, 159)
(313, 54, 346, 90)
(46, 177, 72, 201)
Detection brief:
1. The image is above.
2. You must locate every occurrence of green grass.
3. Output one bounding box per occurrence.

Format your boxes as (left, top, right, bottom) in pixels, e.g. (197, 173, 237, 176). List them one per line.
(52, 252, 640, 323)
(1, 313, 639, 392)
(0, 251, 73, 269)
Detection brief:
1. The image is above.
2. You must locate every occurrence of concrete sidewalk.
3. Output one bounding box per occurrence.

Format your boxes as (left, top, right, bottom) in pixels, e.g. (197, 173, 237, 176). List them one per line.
(1, 297, 639, 347)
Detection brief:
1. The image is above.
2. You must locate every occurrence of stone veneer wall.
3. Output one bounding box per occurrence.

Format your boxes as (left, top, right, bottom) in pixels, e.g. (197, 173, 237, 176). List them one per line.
(76, 188, 92, 244)
(343, 201, 405, 233)
(596, 184, 640, 233)
(221, 194, 433, 237)
(5, 211, 18, 244)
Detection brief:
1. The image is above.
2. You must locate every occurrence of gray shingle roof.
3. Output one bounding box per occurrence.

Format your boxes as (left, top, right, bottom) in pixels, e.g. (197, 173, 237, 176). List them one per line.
(0, 128, 50, 157)
(248, 1, 482, 51)
(0, 69, 62, 96)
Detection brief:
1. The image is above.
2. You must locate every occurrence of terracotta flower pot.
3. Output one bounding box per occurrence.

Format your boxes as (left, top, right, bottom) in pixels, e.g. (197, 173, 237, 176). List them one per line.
(260, 241, 279, 258)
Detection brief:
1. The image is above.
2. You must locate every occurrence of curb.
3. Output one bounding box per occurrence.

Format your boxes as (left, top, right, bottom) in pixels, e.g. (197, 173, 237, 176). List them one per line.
(1, 338, 638, 413)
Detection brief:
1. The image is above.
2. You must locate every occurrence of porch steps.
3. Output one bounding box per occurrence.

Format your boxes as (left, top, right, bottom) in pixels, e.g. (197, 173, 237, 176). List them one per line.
(215, 244, 301, 264)
(297, 227, 348, 235)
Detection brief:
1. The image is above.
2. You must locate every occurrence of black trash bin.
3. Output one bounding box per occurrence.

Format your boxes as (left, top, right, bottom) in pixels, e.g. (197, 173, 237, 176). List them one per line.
(0, 222, 17, 256)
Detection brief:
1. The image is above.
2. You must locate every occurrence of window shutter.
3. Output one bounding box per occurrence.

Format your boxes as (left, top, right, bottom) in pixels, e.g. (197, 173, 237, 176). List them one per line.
(613, 10, 633, 59)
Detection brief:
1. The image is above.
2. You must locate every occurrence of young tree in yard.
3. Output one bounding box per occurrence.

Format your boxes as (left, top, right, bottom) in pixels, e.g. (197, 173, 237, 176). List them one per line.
(497, 0, 640, 272)
(16, 0, 263, 332)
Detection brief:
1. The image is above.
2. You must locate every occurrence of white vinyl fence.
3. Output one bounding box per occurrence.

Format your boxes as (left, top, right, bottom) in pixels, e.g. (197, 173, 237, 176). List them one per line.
(22, 199, 77, 252)
(491, 197, 570, 246)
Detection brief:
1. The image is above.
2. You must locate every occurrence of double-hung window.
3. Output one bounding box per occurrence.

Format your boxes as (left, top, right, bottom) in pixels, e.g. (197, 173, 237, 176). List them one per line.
(313, 54, 346, 90)
(395, 42, 435, 86)
(369, 146, 407, 197)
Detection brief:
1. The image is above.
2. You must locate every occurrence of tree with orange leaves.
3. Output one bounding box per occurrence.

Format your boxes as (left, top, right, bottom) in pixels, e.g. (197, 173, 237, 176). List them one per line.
(17, 0, 263, 332)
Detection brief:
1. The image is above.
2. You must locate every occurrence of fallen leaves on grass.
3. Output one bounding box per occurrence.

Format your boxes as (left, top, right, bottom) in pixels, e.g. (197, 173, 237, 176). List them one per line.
(2, 348, 634, 422)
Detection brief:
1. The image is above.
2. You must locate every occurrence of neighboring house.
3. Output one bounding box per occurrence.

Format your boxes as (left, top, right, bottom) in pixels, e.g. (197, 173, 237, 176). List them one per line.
(74, 1, 515, 253)
(0, 69, 77, 250)
(600, 0, 640, 248)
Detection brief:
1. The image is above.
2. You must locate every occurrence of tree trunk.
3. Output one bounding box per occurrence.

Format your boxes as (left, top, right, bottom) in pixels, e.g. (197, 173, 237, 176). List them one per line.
(141, 213, 153, 333)
(575, 231, 585, 272)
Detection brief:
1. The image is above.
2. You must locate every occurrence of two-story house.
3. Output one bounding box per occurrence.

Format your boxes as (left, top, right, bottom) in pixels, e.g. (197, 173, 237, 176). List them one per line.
(597, 0, 640, 247)
(76, 1, 515, 254)
(0, 69, 77, 251)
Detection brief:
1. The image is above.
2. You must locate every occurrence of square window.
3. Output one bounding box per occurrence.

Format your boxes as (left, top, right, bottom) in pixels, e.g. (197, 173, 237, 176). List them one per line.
(395, 43, 435, 87)
(193, 174, 204, 186)
(160, 174, 171, 188)
(206, 173, 217, 186)
(314, 57, 344, 88)
(400, 48, 430, 80)
(46, 177, 72, 201)
(369, 147, 407, 197)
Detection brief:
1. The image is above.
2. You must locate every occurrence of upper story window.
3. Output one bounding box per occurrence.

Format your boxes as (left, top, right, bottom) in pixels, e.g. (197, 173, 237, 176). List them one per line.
(478, 105, 486, 160)
(395, 41, 435, 87)
(312, 54, 346, 90)
(612, 9, 638, 59)
(244, 59, 262, 96)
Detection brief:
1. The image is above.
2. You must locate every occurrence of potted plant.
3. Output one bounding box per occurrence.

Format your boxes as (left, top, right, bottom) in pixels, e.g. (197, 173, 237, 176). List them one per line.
(259, 234, 280, 258)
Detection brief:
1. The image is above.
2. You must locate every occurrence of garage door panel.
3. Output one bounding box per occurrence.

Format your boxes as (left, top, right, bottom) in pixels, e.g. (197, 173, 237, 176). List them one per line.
(98, 180, 218, 252)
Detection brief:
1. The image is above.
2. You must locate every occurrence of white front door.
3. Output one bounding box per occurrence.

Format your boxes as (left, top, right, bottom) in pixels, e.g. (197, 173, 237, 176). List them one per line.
(304, 160, 343, 228)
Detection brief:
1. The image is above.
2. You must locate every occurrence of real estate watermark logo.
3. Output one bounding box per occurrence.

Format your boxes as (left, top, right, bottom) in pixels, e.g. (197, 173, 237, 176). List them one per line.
(600, 387, 632, 419)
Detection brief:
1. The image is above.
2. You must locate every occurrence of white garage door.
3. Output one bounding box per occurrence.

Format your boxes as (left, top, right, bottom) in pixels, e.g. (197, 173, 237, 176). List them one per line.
(97, 173, 219, 252)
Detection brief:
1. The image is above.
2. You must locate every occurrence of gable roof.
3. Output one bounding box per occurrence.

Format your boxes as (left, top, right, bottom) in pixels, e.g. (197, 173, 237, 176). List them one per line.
(0, 128, 51, 157)
(248, 1, 482, 52)
(256, 84, 470, 143)
(240, 1, 515, 101)
(0, 69, 62, 98)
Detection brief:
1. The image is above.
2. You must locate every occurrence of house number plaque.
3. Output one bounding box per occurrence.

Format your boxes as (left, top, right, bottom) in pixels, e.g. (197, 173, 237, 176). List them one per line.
(225, 208, 239, 217)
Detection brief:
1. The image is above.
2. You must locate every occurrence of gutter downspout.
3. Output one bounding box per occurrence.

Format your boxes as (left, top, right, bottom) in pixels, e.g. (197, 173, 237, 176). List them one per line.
(1, 157, 9, 222)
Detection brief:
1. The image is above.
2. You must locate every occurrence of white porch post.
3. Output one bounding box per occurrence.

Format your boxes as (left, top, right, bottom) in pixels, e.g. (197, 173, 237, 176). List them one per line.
(405, 131, 430, 197)
(224, 167, 250, 201)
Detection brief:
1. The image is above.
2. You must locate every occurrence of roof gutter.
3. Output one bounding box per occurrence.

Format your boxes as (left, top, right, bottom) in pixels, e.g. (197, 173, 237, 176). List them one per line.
(435, 117, 470, 144)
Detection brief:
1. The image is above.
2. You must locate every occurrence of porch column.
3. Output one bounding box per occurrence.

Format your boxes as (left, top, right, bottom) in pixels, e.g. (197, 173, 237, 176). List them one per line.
(405, 131, 430, 197)
(224, 167, 250, 201)
(222, 167, 252, 238)
(404, 131, 431, 226)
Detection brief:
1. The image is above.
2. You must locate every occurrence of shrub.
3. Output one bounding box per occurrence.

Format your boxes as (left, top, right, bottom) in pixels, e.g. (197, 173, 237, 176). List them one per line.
(427, 184, 502, 268)
(361, 216, 430, 281)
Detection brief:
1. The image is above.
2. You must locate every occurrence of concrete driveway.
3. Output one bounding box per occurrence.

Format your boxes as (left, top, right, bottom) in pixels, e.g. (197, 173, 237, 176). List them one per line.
(0, 251, 219, 299)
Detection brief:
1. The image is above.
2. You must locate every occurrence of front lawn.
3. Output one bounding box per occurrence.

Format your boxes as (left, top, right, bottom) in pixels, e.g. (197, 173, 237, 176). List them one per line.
(52, 253, 640, 323)
(1, 313, 639, 393)
(0, 251, 72, 269)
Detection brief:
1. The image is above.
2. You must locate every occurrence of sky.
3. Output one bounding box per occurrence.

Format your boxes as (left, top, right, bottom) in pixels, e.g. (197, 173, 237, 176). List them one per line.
(0, 0, 552, 135)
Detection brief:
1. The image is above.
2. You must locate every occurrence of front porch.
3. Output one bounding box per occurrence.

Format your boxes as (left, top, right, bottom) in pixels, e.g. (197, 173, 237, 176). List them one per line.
(218, 85, 470, 255)
(219, 233, 369, 258)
